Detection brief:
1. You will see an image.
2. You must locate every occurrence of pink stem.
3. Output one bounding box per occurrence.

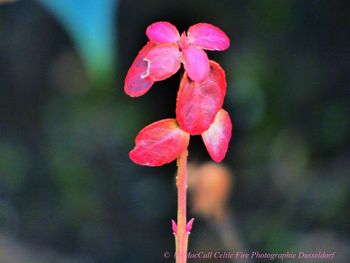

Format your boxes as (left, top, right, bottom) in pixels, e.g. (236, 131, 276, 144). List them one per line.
(175, 149, 189, 263)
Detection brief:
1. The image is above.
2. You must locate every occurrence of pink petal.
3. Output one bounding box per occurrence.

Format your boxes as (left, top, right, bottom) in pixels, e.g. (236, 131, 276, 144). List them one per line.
(186, 218, 195, 234)
(124, 41, 156, 97)
(176, 61, 227, 135)
(144, 43, 181, 81)
(129, 119, 190, 166)
(182, 46, 209, 82)
(202, 109, 232, 162)
(171, 220, 177, 235)
(146, 21, 180, 44)
(188, 23, 230, 51)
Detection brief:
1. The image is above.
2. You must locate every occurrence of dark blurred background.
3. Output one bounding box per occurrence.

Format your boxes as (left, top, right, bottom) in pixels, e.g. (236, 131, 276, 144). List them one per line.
(0, 0, 349, 262)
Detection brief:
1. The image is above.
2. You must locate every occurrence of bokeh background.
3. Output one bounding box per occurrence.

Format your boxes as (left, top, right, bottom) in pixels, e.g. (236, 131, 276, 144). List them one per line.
(0, 0, 349, 262)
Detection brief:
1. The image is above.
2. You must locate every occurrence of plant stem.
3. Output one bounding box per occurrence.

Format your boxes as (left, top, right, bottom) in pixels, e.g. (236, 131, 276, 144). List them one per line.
(175, 149, 189, 263)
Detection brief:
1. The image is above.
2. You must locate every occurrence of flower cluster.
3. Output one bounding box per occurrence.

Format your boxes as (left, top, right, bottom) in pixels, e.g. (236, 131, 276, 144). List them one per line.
(124, 21, 232, 166)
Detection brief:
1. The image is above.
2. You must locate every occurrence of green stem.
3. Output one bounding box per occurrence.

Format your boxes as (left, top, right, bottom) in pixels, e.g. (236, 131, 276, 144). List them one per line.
(176, 149, 189, 263)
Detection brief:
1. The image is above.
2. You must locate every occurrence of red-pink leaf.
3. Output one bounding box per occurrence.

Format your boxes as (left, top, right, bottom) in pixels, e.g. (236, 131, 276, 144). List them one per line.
(146, 21, 180, 44)
(188, 23, 230, 51)
(129, 119, 190, 166)
(144, 43, 181, 81)
(182, 46, 209, 82)
(176, 60, 227, 135)
(124, 41, 156, 97)
(202, 109, 232, 162)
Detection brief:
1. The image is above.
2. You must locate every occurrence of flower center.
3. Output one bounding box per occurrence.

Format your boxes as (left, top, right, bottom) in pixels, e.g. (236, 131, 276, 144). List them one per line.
(179, 32, 190, 50)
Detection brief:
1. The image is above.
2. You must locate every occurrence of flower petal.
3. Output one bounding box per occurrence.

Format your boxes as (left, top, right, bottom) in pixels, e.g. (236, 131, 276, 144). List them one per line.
(172, 220, 177, 235)
(188, 23, 230, 51)
(182, 46, 209, 82)
(129, 119, 190, 166)
(146, 21, 180, 44)
(124, 41, 156, 97)
(144, 43, 181, 81)
(202, 109, 232, 162)
(176, 61, 227, 135)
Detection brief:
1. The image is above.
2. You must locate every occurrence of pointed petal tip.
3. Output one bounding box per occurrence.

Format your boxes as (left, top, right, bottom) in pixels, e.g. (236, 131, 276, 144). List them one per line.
(186, 218, 195, 234)
(172, 220, 178, 235)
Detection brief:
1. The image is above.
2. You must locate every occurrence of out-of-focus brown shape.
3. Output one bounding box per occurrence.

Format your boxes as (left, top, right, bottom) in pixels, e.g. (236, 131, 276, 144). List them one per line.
(188, 162, 251, 263)
(188, 162, 233, 220)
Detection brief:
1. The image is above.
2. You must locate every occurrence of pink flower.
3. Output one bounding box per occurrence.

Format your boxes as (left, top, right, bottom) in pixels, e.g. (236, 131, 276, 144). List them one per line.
(125, 21, 232, 165)
(125, 21, 230, 97)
